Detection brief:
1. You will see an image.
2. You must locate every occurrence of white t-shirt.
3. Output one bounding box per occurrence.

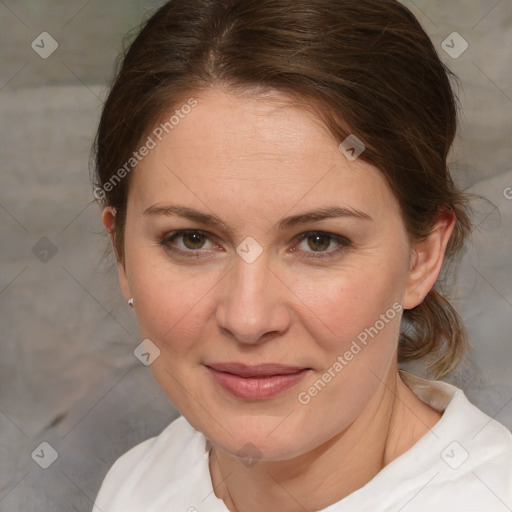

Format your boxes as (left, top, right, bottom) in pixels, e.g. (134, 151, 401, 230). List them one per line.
(93, 372, 512, 511)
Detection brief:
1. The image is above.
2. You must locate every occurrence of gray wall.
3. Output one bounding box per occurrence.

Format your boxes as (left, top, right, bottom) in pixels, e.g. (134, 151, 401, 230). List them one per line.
(1, 1, 511, 510)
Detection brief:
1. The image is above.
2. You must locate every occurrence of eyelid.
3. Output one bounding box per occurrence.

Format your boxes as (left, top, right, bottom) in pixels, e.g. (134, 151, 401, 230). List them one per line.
(294, 230, 350, 245)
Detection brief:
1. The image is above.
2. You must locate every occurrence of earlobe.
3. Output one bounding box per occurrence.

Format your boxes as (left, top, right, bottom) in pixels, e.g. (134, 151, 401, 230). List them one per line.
(403, 209, 456, 310)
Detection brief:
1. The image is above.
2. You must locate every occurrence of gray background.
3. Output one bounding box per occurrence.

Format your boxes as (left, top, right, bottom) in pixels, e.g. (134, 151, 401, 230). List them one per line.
(0, 1, 511, 510)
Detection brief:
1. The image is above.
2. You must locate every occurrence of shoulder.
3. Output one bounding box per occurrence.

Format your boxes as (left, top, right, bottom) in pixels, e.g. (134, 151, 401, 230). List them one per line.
(394, 372, 512, 508)
(438, 382, 512, 478)
(93, 415, 210, 511)
(100, 415, 201, 482)
(424, 390, 512, 509)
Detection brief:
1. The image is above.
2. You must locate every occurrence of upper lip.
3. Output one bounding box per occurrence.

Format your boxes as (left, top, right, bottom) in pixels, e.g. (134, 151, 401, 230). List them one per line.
(205, 362, 308, 377)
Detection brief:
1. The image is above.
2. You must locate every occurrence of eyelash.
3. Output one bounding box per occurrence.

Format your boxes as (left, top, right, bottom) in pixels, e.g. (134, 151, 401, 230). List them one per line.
(158, 230, 351, 260)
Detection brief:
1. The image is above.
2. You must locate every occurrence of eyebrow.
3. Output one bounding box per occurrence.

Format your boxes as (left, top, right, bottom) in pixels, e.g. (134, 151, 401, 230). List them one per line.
(143, 204, 372, 232)
(276, 206, 372, 230)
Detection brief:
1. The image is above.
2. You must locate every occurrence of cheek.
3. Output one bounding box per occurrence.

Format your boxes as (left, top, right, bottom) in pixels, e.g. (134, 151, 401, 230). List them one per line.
(130, 263, 219, 413)
(293, 257, 406, 353)
(128, 253, 222, 355)
(129, 242, 407, 356)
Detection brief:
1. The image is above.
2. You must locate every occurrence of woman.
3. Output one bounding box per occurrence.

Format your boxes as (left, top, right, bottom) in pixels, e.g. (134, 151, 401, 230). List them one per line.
(92, 0, 512, 510)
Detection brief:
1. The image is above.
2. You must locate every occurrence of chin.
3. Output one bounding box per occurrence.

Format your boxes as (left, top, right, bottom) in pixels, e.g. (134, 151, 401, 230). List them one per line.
(200, 412, 322, 462)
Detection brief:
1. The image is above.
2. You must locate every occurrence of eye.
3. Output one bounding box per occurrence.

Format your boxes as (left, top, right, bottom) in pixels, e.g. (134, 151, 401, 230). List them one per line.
(159, 229, 351, 261)
(302, 233, 332, 251)
(179, 231, 208, 250)
(159, 230, 220, 259)
(294, 231, 351, 258)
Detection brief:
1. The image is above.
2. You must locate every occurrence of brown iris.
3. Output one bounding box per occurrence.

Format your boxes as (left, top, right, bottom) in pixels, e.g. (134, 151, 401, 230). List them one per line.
(306, 234, 331, 251)
(182, 232, 207, 250)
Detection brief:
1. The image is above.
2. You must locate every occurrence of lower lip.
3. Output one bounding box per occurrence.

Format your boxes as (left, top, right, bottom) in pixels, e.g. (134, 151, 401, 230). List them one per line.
(207, 367, 310, 400)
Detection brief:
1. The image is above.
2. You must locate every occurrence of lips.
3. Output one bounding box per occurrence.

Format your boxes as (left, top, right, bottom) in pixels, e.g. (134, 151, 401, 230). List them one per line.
(206, 362, 307, 377)
(205, 362, 311, 400)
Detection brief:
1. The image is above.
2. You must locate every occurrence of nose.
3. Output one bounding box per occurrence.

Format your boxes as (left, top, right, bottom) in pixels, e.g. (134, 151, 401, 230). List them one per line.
(215, 256, 291, 345)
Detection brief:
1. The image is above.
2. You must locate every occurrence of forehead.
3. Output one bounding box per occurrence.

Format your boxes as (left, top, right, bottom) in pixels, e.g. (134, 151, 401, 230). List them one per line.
(129, 87, 398, 220)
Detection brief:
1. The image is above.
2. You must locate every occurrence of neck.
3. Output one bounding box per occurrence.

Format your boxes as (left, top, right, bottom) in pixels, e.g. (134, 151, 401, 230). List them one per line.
(209, 369, 441, 512)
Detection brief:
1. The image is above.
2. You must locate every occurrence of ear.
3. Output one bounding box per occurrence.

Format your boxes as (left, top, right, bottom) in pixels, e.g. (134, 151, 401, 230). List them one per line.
(101, 207, 132, 302)
(403, 208, 456, 310)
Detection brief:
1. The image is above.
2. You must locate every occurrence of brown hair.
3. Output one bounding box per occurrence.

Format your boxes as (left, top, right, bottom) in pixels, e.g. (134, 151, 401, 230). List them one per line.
(93, 0, 480, 378)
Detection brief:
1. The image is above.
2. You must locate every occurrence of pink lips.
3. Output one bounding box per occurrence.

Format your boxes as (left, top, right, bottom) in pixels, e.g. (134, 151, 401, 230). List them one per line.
(205, 362, 310, 400)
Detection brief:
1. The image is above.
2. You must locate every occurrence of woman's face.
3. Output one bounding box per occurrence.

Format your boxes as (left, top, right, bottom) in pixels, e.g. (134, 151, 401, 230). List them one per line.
(107, 87, 428, 461)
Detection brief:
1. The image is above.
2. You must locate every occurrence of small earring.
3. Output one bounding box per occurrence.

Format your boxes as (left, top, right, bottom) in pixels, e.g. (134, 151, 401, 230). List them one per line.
(128, 298, 134, 308)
